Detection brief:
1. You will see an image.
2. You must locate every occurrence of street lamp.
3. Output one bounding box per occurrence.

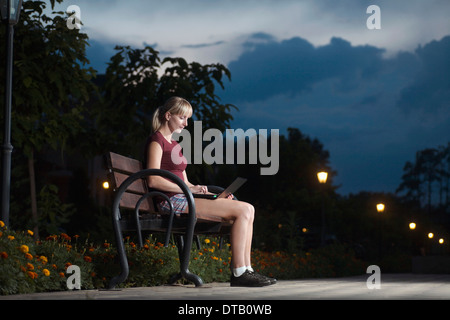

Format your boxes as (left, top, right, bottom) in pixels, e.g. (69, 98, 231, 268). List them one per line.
(409, 222, 416, 230)
(376, 203, 385, 213)
(376, 203, 385, 260)
(317, 172, 328, 184)
(317, 171, 328, 246)
(1, 0, 23, 227)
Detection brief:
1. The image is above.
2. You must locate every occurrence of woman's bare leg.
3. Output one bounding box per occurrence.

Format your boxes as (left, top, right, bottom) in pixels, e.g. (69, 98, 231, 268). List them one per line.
(191, 198, 254, 269)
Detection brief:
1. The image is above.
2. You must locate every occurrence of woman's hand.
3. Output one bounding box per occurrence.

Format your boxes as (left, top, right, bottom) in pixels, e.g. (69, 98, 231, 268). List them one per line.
(190, 185, 208, 194)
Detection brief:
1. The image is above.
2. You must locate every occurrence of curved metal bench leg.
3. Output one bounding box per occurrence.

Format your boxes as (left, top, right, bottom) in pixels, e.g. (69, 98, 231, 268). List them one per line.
(173, 235, 204, 287)
(108, 210, 129, 289)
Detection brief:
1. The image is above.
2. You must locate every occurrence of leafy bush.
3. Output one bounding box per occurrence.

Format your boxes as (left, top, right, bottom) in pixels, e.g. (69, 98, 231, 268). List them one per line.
(1, 221, 368, 295)
(0, 221, 94, 295)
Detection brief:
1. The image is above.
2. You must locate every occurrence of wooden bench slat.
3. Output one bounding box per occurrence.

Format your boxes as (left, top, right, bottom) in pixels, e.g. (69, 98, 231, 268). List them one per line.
(109, 152, 143, 174)
(119, 192, 155, 212)
(113, 171, 147, 194)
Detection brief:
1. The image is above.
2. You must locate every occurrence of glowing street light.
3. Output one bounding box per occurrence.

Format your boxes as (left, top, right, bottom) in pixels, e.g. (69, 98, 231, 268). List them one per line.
(409, 222, 416, 230)
(428, 233, 434, 239)
(376, 203, 385, 213)
(317, 172, 328, 184)
(439, 238, 444, 244)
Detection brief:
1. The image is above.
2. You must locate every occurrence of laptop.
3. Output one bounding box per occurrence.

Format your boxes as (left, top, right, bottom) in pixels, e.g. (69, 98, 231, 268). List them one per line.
(193, 177, 247, 200)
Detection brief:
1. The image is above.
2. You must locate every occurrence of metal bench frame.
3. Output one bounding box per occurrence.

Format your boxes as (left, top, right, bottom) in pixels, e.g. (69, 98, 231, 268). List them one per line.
(106, 152, 231, 289)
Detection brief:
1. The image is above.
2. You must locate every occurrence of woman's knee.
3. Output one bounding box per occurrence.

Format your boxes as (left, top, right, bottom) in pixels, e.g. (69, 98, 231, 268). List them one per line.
(237, 202, 254, 222)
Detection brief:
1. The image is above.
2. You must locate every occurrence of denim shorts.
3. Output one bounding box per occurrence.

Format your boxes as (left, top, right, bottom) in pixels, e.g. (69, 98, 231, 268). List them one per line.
(158, 194, 188, 215)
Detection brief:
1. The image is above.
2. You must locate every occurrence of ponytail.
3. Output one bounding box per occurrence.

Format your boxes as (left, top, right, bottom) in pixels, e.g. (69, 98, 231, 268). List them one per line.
(151, 106, 163, 133)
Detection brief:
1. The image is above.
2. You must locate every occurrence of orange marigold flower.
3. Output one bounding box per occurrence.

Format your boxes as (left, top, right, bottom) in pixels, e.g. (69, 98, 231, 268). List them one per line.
(27, 230, 34, 236)
(84, 256, 92, 263)
(39, 256, 48, 264)
(43, 269, 50, 277)
(60, 233, 71, 241)
(25, 253, 33, 260)
(26, 263, 34, 270)
(27, 271, 38, 279)
(0, 220, 5, 228)
(0, 251, 8, 259)
(59, 272, 65, 278)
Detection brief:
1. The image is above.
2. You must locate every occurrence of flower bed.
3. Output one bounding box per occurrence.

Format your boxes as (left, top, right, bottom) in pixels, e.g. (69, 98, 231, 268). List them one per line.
(1, 221, 365, 295)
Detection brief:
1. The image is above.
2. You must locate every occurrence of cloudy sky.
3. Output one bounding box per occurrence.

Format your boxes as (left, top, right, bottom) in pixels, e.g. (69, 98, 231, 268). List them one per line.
(57, 0, 450, 195)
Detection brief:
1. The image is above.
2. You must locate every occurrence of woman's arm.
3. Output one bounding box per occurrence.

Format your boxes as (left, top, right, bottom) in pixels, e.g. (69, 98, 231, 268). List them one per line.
(183, 170, 208, 194)
(146, 141, 184, 193)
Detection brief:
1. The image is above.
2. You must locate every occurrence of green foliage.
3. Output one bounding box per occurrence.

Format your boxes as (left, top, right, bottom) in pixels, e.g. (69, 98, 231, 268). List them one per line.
(1, 224, 367, 295)
(0, 224, 94, 295)
(37, 184, 76, 235)
(397, 143, 450, 210)
(1, 0, 96, 157)
(89, 45, 236, 158)
(252, 244, 366, 279)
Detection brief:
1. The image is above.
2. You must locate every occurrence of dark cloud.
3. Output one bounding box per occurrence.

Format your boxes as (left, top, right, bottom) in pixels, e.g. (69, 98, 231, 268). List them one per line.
(224, 35, 385, 103)
(221, 33, 450, 194)
(397, 35, 450, 114)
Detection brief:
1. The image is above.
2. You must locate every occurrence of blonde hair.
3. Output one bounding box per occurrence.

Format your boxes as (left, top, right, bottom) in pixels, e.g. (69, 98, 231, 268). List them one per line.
(152, 97, 193, 132)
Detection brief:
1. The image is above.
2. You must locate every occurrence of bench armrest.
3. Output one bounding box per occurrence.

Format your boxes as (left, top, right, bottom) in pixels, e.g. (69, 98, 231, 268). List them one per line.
(112, 168, 195, 220)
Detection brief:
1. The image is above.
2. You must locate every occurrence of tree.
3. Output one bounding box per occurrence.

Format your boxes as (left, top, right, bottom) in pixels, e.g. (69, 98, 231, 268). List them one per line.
(227, 128, 337, 251)
(0, 0, 96, 236)
(397, 144, 450, 211)
(89, 46, 236, 160)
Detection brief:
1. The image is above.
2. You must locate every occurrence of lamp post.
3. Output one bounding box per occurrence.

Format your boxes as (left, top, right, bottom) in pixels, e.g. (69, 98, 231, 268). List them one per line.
(317, 172, 328, 246)
(376, 203, 385, 260)
(1, 0, 23, 227)
(409, 222, 416, 256)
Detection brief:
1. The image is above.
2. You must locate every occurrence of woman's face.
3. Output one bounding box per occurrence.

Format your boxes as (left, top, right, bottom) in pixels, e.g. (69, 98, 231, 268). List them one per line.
(167, 112, 189, 134)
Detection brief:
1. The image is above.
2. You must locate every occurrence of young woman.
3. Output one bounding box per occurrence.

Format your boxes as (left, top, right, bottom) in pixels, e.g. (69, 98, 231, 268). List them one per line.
(145, 97, 275, 287)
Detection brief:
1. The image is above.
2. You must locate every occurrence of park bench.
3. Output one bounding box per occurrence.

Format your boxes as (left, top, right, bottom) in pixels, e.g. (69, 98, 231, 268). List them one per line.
(106, 152, 232, 289)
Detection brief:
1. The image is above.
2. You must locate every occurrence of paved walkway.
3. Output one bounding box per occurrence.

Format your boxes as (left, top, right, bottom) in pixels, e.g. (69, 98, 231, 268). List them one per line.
(1, 273, 450, 300)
